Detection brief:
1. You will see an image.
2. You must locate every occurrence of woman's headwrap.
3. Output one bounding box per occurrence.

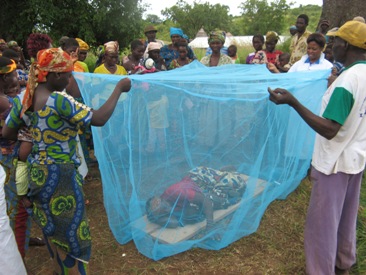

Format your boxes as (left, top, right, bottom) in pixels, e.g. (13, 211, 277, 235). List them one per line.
(266, 31, 280, 43)
(147, 42, 162, 52)
(208, 31, 226, 44)
(7, 41, 18, 48)
(21, 48, 73, 117)
(76, 38, 89, 51)
(170, 27, 183, 37)
(104, 41, 119, 54)
(0, 58, 17, 74)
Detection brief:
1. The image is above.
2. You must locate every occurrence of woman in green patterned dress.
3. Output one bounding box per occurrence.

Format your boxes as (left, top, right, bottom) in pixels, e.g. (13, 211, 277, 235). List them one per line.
(4, 48, 131, 274)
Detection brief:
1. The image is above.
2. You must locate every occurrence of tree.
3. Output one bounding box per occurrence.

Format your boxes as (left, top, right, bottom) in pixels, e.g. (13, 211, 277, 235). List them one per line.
(145, 14, 163, 24)
(320, 0, 366, 28)
(162, 0, 231, 39)
(0, 0, 145, 50)
(239, 0, 291, 35)
(26, 0, 95, 42)
(0, 1, 37, 44)
(90, 0, 144, 48)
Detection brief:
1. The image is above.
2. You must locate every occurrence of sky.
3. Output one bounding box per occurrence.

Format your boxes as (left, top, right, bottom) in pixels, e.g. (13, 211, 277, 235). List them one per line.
(142, 0, 323, 18)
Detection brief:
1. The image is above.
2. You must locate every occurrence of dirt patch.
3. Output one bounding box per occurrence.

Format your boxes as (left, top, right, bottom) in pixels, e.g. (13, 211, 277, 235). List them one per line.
(25, 164, 311, 274)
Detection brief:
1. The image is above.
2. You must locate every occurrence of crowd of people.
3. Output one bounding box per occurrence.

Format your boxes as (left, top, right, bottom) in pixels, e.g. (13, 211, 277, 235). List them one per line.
(0, 12, 365, 275)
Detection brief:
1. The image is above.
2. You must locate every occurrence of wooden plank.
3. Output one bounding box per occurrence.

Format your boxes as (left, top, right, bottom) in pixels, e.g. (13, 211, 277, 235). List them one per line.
(130, 215, 161, 234)
(149, 201, 241, 244)
(131, 176, 268, 244)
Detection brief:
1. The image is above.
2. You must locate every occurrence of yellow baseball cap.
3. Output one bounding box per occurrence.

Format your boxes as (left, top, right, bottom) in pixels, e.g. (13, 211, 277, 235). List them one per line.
(327, 20, 366, 50)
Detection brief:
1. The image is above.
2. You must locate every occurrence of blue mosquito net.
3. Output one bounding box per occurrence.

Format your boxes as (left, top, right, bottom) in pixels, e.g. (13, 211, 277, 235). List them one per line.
(74, 61, 330, 260)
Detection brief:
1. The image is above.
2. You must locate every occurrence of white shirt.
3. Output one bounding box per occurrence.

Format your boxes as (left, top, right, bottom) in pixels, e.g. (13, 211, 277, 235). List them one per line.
(312, 62, 366, 175)
(289, 53, 333, 72)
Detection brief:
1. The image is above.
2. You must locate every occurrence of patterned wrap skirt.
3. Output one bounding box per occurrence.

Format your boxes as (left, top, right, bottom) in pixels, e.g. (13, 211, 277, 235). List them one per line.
(28, 163, 91, 262)
(1, 149, 32, 258)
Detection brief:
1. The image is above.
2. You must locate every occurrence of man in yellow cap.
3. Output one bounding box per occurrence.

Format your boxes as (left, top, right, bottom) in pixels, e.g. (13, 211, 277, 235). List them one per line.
(268, 20, 366, 274)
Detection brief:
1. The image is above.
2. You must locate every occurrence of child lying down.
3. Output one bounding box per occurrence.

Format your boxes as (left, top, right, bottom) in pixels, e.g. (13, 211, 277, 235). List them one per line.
(146, 166, 247, 231)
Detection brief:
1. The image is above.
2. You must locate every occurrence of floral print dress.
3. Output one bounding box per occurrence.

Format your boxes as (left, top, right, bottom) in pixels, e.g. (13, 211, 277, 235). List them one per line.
(6, 91, 93, 262)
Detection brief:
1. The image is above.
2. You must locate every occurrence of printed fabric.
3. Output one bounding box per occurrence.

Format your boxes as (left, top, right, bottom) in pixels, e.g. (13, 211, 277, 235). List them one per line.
(189, 166, 247, 193)
(21, 48, 73, 117)
(289, 30, 312, 65)
(169, 58, 192, 70)
(28, 162, 91, 262)
(200, 54, 233, 67)
(160, 45, 196, 68)
(6, 91, 92, 166)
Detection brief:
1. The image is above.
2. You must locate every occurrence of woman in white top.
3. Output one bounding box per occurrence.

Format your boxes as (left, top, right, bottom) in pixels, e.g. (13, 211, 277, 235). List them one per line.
(268, 33, 333, 73)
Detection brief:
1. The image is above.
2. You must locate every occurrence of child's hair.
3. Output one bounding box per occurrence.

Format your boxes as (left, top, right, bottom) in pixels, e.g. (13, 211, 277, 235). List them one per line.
(253, 34, 265, 43)
(228, 44, 237, 51)
(2, 49, 19, 59)
(307, 33, 326, 49)
(177, 42, 188, 50)
(279, 52, 290, 62)
(0, 56, 13, 69)
(63, 38, 79, 50)
(130, 39, 144, 50)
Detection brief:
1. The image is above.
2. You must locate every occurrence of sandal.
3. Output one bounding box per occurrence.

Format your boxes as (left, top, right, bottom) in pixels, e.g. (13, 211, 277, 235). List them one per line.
(29, 237, 46, 246)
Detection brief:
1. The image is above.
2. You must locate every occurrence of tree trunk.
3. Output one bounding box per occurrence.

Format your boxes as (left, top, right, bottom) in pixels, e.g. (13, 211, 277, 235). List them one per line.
(320, 0, 366, 28)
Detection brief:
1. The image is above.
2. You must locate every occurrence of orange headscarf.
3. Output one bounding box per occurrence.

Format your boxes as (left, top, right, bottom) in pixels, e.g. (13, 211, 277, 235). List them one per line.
(21, 48, 74, 117)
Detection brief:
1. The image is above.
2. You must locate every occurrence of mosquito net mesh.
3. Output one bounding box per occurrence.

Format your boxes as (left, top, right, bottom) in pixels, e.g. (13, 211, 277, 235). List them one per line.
(74, 61, 329, 260)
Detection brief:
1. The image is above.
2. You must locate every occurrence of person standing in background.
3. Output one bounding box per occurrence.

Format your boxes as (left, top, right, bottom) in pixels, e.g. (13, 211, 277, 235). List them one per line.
(76, 38, 90, 72)
(143, 25, 165, 59)
(289, 14, 312, 66)
(94, 41, 127, 75)
(160, 27, 196, 68)
(0, 56, 27, 275)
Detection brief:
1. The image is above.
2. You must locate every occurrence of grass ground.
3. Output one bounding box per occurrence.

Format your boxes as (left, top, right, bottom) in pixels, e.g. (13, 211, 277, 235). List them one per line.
(25, 162, 366, 274)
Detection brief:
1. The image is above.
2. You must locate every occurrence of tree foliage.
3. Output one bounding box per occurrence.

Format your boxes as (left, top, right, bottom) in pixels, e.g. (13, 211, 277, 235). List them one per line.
(239, 0, 291, 35)
(162, 0, 231, 39)
(6, 0, 362, 52)
(0, 0, 144, 49)
(145, 14, 163, 25)
(0, 1, 37, 45)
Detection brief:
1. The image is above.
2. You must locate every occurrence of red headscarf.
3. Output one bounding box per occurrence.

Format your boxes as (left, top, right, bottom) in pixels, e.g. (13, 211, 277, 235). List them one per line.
(21, 48, 74, 117)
